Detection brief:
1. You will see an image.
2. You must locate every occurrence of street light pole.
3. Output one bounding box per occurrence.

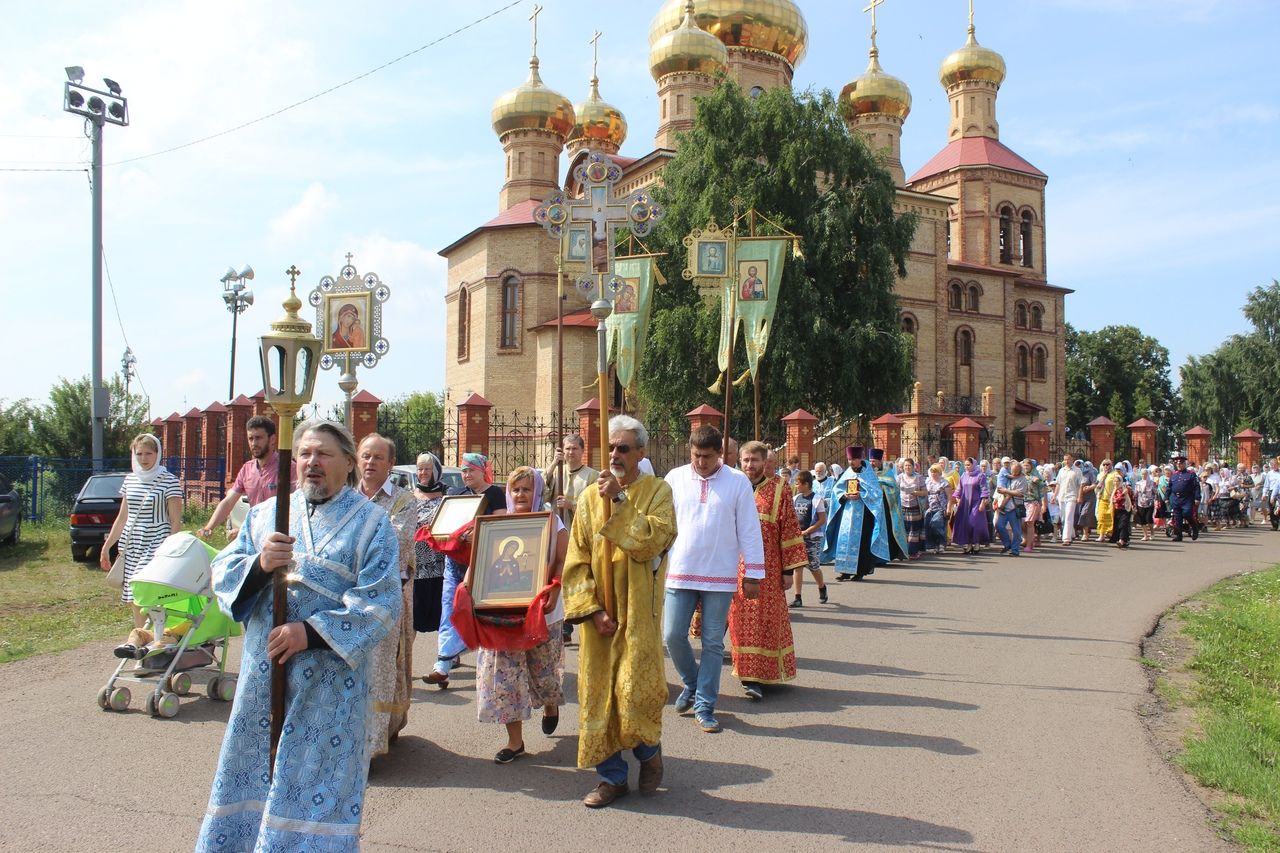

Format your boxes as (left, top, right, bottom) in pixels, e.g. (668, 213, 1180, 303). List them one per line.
(222, 265, 255, 400)
(64, 67, 127, 470)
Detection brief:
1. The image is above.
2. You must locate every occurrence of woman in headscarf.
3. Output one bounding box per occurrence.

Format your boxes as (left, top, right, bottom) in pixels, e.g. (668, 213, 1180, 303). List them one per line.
(425, 452, 507, 688)
(949, 458, 990, 555)
(1095, 459, 1115, 542)
(470, 467, 567, 764)
(100, 434, 183, 658)
(923, 463, 951, 554)
(1134, 466, 1157, 541)
(1076, 461, 1098, 542)
(411, 453, 448, 655)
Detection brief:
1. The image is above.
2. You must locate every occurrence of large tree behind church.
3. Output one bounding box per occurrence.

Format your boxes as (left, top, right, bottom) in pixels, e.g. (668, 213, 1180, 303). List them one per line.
(636, 81, 915, 435)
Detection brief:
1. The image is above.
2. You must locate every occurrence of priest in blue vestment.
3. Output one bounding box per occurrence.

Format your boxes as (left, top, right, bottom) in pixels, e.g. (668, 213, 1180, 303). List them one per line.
(870, 448, 909, 560)
(822, 445, 889, 581)
(196, 420, 401, 853)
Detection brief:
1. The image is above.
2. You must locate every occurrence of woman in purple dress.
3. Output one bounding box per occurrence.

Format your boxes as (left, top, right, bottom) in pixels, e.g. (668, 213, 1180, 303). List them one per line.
(950, 458, 991, 555)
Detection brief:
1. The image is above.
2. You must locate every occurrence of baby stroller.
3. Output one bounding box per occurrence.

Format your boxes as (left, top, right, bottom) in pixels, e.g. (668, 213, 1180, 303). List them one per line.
(97, 533, 242, 718)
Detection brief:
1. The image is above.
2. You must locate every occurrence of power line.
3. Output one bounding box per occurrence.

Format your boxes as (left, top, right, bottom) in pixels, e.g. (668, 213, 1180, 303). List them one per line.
(0, 167, 87, 172)
(101, 247, 149, 404)
(106, 0, 525, 167)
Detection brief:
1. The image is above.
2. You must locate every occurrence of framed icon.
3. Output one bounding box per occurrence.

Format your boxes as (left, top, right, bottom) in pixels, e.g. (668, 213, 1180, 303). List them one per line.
(565, 225, 591, 263)
(323, 292, 373, 355)
(468, 511, 553, 610)
(738, 259, 768, 302)
(696, 240, 728, 277)
(428, 494, 488, 541)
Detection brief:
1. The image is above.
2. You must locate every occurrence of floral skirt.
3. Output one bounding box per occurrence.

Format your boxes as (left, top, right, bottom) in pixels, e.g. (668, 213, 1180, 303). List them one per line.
(476, 621, 565, 725)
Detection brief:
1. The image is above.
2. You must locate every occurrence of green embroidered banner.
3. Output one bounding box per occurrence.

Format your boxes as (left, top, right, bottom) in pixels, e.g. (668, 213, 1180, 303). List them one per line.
(714, 237, 788, 381)
(607, 256, 660, 389)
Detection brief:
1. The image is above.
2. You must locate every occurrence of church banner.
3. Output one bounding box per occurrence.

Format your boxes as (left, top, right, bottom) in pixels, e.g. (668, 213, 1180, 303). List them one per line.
(713, 237, 788, 382)
(607, 255, 662, 390)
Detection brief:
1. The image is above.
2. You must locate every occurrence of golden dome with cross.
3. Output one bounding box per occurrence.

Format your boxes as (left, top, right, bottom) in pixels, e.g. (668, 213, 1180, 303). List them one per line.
(649, 0, 808, 69)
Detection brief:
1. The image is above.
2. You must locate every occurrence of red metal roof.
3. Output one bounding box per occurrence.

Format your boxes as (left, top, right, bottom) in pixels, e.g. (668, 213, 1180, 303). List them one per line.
(908, 137, 1045, 184)
(351, 390, 382, 404)
(1233, 428, 1263, 439)
(1184, 425, 1212, 436)
(534, 307, 597, 330)
(439, 199, 542, 256)
(1021, 421, 1052, 433)
(689, 403, 726, 417)
(1128, 418, 1158, 429)
(783, 408, 817, 422)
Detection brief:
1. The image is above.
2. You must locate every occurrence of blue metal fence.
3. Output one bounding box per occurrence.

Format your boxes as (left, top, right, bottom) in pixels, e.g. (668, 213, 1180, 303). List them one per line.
(0, 455, 226, 522)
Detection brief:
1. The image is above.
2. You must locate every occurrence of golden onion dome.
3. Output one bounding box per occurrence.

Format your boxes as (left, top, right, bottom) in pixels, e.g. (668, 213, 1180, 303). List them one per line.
(841, 49, 911, 120)
(569, 77, 628, 148)
(649, 2, 729, 81)
(939, 26, 1006, 89)
(649, 0, 808, 69)
(491, 57, 575, 141)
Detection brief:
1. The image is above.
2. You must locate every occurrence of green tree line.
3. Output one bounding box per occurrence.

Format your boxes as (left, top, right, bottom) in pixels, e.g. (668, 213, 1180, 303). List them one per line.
(1, 376, 149, 459)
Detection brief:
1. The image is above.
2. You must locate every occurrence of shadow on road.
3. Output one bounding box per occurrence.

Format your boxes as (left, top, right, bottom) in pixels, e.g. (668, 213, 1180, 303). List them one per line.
(730, 717, 980, 756)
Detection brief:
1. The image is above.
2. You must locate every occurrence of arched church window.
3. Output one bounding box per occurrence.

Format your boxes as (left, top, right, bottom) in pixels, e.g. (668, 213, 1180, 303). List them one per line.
(500, 276, 522, 350)
(1015, 301, 1028, 328)
(1020, 211, 1034, 267)
(957, 328, 974, 366)
(1030, 303, 1043, 330)
(750, 86, 764, 100)
(1033, 345, 1048, 380)
(966, 284, 980, 313)
(457, 285, 470, 361)
(949, 282, 963, 311)
(901, 314, 917, 335)
(1016, 344, 1029, 378)
(999, 205, 1013, 264)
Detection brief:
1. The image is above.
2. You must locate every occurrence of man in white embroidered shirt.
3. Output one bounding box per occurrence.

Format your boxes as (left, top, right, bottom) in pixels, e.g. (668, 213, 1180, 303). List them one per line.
(663, 425, 766, 734)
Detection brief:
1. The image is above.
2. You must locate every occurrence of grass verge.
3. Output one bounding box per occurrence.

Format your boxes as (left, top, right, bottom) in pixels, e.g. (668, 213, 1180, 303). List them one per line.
(0, 508, 228, 664)
(1175, 565, 1280, 851)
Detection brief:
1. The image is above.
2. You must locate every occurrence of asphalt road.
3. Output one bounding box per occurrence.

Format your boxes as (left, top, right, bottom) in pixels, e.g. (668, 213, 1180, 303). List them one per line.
(3, 526, 1277, 852)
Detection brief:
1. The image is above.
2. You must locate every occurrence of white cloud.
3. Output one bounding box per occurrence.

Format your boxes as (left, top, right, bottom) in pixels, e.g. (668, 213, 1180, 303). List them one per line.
(268, 182, 338, 244)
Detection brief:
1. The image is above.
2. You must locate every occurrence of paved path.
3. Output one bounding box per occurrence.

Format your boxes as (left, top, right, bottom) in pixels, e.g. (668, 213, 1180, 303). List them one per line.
(3, 527, 1278, 852)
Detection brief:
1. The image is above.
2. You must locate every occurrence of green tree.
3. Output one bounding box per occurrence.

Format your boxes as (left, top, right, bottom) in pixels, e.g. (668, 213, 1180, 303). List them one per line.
(1180, 280, 1280, 440)
(0, 399, 37, 456)
(636, 81, 916, 435)
(1064, 324, 1180, 440)
(30, 376, 149, 459)
(376, 392, 444, 464)
(1107, 391, 1128, 458)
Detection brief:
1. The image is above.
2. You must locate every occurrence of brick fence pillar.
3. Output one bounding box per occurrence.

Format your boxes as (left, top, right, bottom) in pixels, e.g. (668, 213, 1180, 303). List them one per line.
(250, 389, 279, 434)
(1022, 421, 1051, 463)
(1087, 416, 1116, 466)
(870, 413, 904, 461)
(686, 404, 724, 435)
(350, 390, 382, 448)
(782, 409, 818, 470)
(576, 398, 613, 470)
(225, 395, 253, 488)
(457, 393, 494, 461)
(162, 413, 182, 467)
(948, 417, 983, 463)
(1184, 425, 1211, 466)
(1233, 428, 1261, 468)
(1127, 418, 1158, 466)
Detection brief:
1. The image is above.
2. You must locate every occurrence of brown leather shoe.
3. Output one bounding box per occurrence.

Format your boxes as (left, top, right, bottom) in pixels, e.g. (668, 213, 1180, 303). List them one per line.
(638, 749, 663, 793)
(582, 781, 629, 808)
(423, 671, 449, 689)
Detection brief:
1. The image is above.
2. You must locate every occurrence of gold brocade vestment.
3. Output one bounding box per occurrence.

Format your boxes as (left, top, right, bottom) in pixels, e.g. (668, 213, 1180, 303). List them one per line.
(562, 474, 676, 768)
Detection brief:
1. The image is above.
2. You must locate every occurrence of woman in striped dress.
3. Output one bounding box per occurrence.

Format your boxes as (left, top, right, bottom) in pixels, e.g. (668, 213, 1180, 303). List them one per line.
(101, 433, 183, 658)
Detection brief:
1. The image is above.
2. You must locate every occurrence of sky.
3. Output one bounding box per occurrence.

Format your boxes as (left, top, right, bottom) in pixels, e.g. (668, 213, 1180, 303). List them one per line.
(4, 0, 1278, 422)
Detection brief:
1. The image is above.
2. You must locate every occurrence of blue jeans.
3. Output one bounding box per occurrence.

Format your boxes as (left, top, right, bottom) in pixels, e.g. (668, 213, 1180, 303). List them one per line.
(596, 742, 660, 785)
(663, 588, 733, 718)
(995, 508, 1022, 555)
(434, 558, 468, 674)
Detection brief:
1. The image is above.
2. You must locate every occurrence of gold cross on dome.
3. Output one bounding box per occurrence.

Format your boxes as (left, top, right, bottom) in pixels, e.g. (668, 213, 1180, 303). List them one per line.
(590, 30, 602, 79)
(529, 4, 542, 56)
(286, 265, 300, 286)
(345, 252, 354, 266)
(863, 0, 885, 34)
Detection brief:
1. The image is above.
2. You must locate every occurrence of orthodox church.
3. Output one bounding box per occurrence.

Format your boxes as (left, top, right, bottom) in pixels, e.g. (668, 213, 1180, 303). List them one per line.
(440, 0, 1068, 436)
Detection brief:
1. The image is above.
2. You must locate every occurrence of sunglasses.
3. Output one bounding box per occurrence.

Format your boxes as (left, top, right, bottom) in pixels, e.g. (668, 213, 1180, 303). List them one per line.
(608, 443, 634, 454)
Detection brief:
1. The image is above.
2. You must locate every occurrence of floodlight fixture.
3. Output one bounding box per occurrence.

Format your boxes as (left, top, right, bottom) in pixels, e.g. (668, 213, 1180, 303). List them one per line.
(103, 78, 121, 96)
(67, 90, 85, 109)
(65, 66, 85, 83)
(108, 102, 125, 121)
(87, 96, 105, 114)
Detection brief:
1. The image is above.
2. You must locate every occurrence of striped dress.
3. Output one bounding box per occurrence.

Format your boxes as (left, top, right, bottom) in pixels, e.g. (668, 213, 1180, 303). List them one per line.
(118, 471, 182, 603)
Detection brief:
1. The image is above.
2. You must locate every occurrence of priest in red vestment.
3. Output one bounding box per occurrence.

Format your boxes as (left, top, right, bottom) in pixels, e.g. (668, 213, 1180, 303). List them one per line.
(729, 441, 807, 699)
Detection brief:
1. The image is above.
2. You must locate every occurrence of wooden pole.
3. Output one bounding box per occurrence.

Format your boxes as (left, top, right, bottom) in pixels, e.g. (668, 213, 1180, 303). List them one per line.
(554, 255, 565, 523)
(595, 302, 615, 619)
(268, 409, 296, 781)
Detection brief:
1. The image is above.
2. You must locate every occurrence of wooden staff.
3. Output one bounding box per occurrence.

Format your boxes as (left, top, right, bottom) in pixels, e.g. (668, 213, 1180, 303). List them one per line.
(554, 255, 565, 524)
(594, 294, 615, 620)
(269, 415, 295, 780)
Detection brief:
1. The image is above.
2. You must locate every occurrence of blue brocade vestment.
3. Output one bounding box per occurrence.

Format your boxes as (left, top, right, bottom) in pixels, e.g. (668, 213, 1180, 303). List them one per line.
(196, 486, 401, 853)
(822, 464, 890, 574)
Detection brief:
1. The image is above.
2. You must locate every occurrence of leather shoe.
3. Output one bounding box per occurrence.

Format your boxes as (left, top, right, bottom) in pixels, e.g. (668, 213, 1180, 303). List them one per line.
(583, 781, 629, 808)
(541, 712, 559, 735)
(423, 671, 449, 689)
(638, 749, 663, 793)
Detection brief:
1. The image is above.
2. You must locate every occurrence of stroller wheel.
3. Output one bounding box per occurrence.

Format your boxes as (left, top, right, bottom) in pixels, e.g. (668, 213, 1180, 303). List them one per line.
(97, 687, 111, 710)
(167, 672, 192, 696)
(156, 692, 180, 719)
(108, 686, 131, 712)
(207, 676, 236, 702)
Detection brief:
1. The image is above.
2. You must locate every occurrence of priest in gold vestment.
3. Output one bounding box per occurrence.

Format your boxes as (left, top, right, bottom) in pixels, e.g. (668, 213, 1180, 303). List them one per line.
(563, 415, 677, 809)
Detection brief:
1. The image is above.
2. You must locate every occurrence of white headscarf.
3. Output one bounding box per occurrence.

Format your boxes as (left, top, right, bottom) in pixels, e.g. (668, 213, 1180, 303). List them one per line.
(132, 434, 166, 484)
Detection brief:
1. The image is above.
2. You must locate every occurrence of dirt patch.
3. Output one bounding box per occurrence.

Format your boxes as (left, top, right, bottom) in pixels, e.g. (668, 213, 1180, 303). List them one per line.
(1139, 599, 1236, 844)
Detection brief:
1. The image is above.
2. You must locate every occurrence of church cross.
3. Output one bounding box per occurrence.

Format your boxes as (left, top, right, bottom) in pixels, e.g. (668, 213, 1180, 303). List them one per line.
(968, 0, 975, 32)
(529, 4, 542, 56)
(589, 30, 602, 79)
(570, 185, 630, 244)
(345, 252, 354, 266)
(863, 0, 885, 49)
(286, 265, 300, 286)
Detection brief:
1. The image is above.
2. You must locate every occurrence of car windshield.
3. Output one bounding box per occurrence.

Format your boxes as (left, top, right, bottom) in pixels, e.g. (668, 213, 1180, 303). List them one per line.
(81, 474, 127, 499)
